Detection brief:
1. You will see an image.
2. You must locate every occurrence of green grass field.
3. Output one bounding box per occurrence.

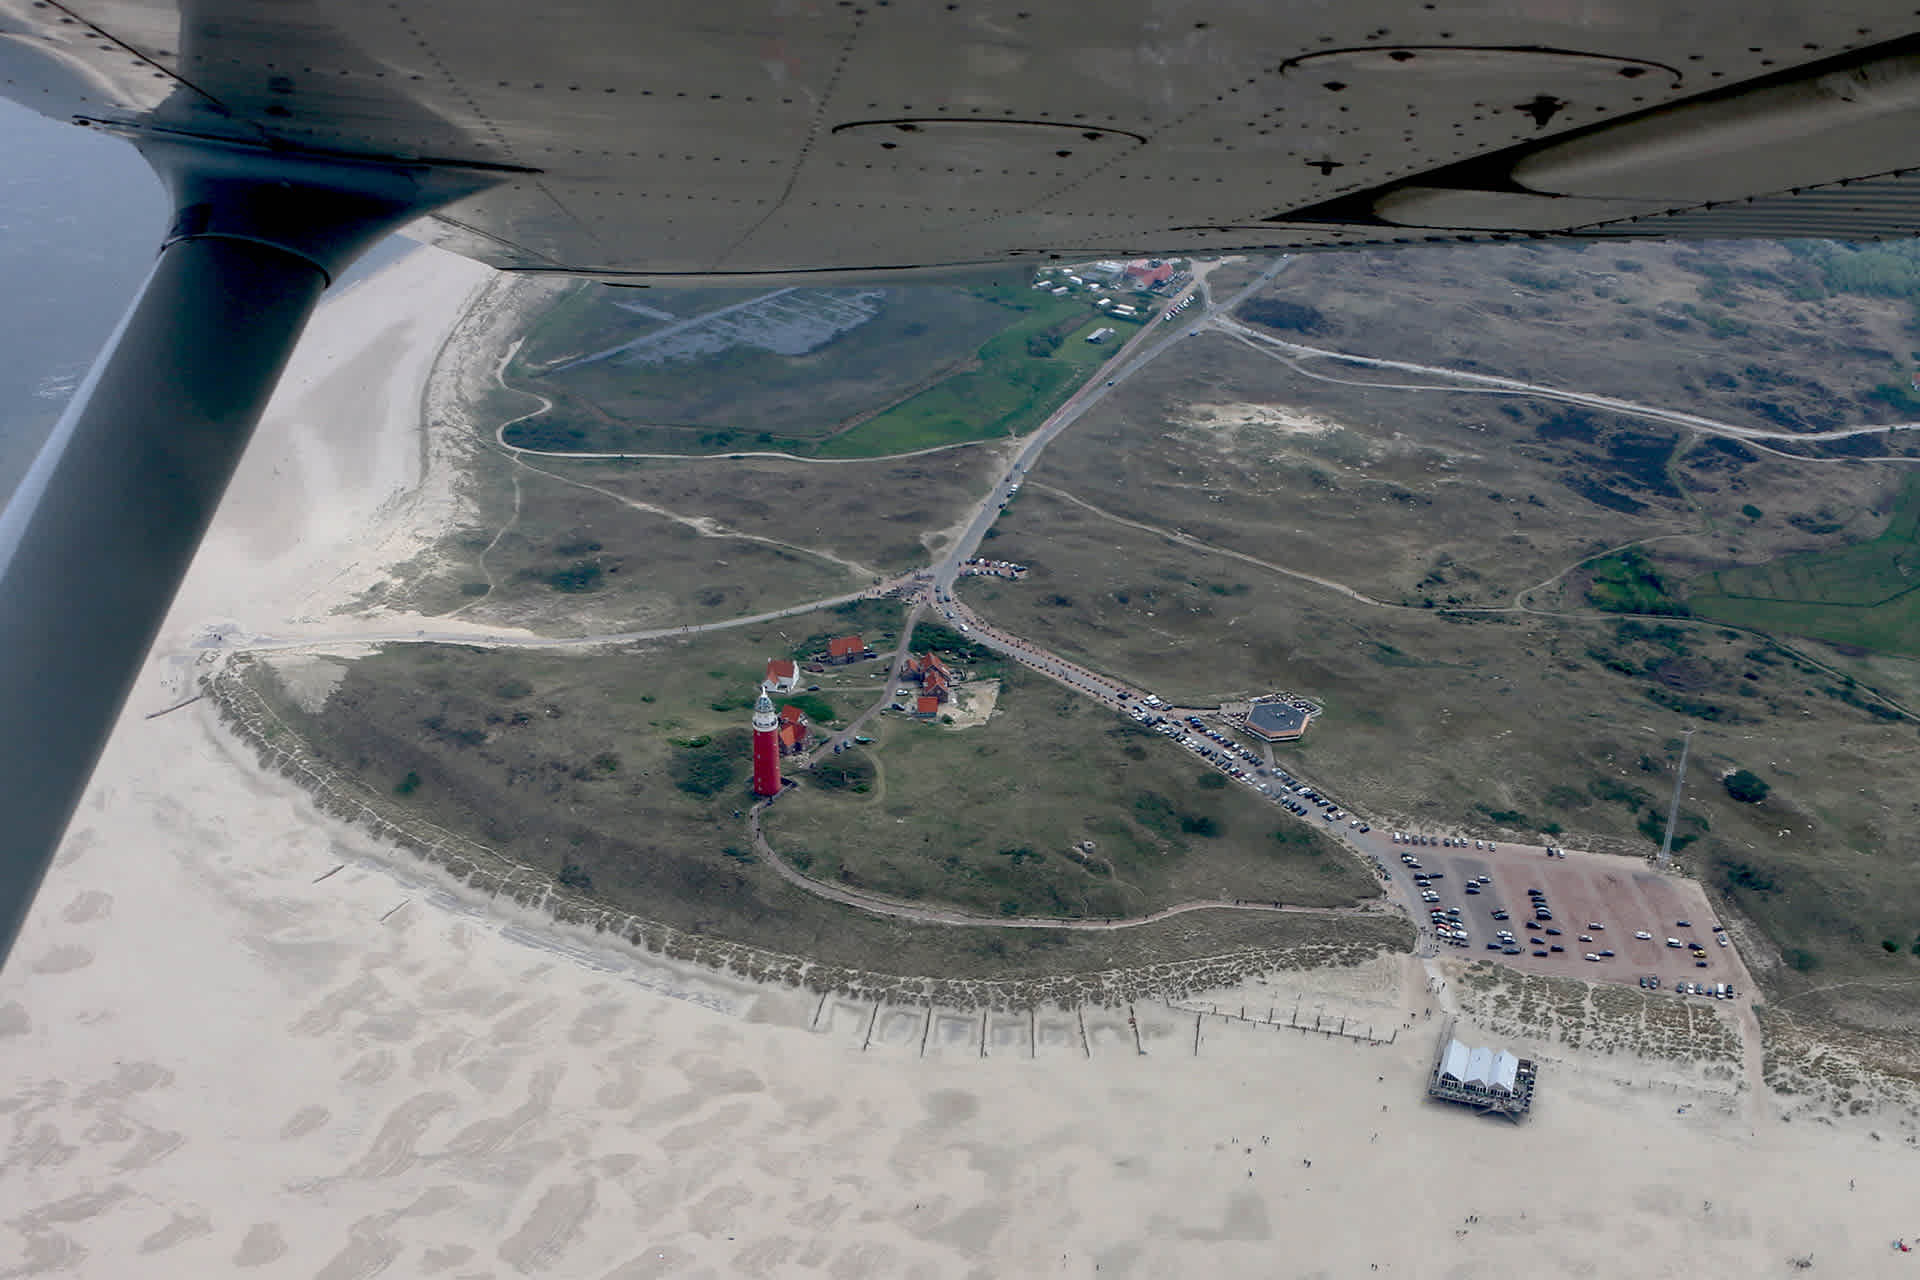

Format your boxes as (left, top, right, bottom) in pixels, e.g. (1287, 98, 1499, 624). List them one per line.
(1689, 475, 1920, 655)
(1585, 547, 1689, 615)
(815, 303, 1126, 458)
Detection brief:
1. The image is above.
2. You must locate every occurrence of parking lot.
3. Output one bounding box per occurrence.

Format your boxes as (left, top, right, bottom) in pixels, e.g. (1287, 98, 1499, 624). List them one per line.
(1103, 704, 1748, 1003)
(1376, 834, 1745, 998)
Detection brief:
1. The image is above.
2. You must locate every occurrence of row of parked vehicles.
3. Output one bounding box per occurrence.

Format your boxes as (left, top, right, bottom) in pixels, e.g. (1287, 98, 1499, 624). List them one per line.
(1642, 975, 1737, 999)
(1392, 832, 1497, 852)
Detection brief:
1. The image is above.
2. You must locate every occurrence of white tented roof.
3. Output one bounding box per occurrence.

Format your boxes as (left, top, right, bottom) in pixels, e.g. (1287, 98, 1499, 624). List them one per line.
(1492, 1051, 1521, 1095)
(1442, 1040, 1471, 1082)
(1466, 1046, 1494, 1090)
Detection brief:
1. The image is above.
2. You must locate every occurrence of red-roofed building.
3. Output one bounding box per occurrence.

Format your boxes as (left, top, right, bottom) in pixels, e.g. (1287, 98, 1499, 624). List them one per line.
(824, 634, 872, 664)
(1124, 258, 1174, 287)
(763, 658, 799, 692)
(922, 669, 950, 702)
(904, 652, 952, 687)
(915, 695, 941, 719)
(770, 701, 809, 754)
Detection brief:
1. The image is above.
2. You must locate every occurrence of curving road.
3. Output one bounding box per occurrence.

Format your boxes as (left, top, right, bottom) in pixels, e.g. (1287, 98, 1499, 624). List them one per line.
(1217, 315, 1920, 448)
(746, 801, 1378, 930)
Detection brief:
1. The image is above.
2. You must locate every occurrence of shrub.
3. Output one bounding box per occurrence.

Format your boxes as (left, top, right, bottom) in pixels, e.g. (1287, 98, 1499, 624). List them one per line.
(1241, 298, 1329, 333)
(1724, 769, 1770, 803)
(545, 559, 604, 592)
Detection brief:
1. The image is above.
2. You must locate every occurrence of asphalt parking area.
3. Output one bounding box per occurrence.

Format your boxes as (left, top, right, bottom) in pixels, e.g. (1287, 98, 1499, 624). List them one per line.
(1378, 835, 1742, 997)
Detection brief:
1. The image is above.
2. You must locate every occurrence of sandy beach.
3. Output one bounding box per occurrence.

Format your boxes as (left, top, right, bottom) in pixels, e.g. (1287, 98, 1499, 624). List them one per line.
(5, 243, 1920, 1278)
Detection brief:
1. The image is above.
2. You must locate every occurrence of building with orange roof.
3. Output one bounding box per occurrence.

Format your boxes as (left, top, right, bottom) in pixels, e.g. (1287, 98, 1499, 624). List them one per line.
(824, 634, 871, 664)
(763, 657, 799, 692)
(773, 701, 810, 754)
(1124, 258, 1174, 287)
(915, 695, 941, 719)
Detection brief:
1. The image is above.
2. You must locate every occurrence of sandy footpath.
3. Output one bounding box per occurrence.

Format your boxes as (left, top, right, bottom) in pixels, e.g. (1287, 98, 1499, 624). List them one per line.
(4, 244, 1919, 1278)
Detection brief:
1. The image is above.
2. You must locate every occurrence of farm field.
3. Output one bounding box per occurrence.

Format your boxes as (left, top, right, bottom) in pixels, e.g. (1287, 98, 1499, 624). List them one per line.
(815, 302, 1128, 457)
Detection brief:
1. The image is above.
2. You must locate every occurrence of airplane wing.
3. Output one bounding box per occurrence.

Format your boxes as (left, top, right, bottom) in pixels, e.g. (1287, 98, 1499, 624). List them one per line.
(4, 1, 1920, 964)
(3, 2, 1920, 280)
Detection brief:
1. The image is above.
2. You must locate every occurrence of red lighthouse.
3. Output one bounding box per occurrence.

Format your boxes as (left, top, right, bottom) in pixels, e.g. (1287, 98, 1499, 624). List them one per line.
(751, 690, 782, 797)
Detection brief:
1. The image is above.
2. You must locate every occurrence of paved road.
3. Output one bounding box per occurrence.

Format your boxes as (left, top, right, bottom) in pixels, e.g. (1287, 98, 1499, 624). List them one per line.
(806, 598, 927, 760)
(931, 258, 1293, 601)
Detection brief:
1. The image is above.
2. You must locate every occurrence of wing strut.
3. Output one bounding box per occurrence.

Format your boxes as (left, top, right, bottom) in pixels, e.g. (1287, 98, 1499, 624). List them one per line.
(0, 134, 499, 967)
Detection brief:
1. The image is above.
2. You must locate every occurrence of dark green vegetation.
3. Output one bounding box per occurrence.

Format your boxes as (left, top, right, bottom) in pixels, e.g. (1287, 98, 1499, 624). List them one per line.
(1242, 298, 1328, 334)
(908, 622, 999, 666)
(1723, 769, 1770, 803)
(499, 278, 1125, 459)
(774, 693, 838, 724)
(1689, 474, 1920, 659)
(1584, 547, 1688, 615)
(764, 667, 1374, 918)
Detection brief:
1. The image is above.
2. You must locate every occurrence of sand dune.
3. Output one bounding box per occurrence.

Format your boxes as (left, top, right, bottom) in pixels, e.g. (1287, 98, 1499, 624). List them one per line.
(4, 245, 1918, 1278)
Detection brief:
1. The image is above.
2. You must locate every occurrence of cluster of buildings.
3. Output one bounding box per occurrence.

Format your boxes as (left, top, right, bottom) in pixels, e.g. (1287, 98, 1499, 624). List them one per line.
(750, 635, 880, 797)
(901, 651, 953, 719)
(752, 656, 821, 797)
(1029, 258, 1188, 308)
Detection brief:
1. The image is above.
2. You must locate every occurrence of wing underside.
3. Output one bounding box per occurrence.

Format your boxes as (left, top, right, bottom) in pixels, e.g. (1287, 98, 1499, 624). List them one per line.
(7, 2, 1920, 280)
